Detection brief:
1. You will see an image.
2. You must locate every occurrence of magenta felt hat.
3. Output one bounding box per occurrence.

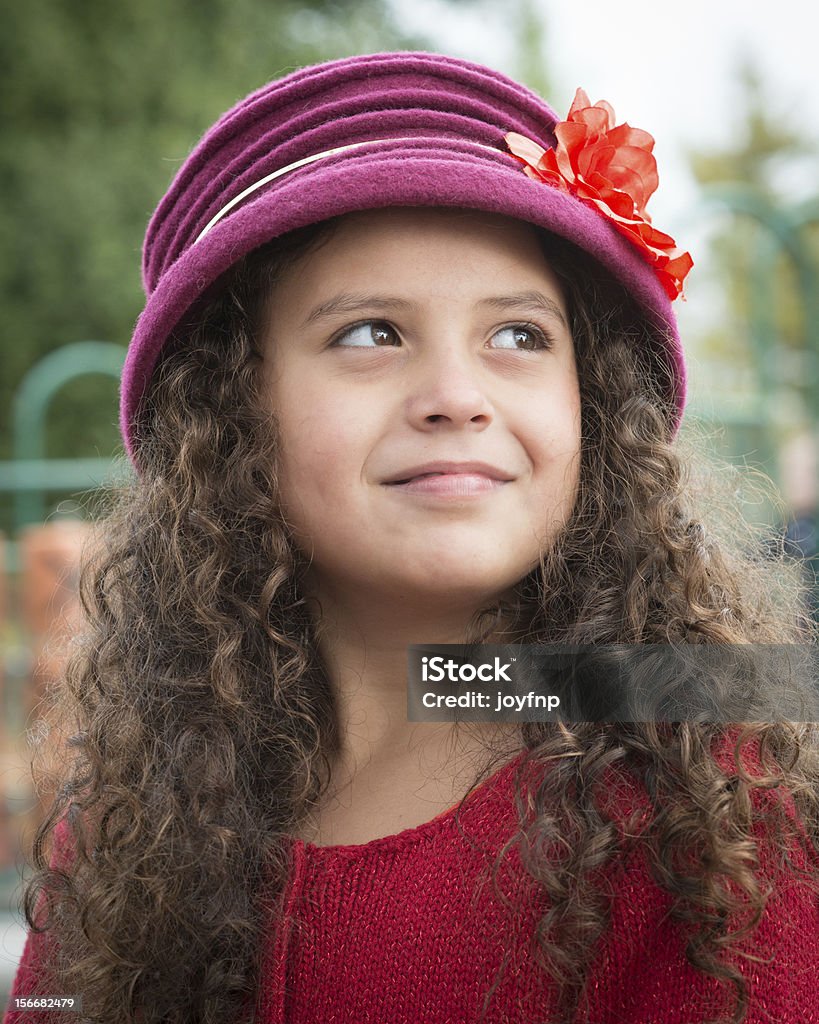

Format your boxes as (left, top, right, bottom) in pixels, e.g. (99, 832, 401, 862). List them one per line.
(121, 50, 688, 471)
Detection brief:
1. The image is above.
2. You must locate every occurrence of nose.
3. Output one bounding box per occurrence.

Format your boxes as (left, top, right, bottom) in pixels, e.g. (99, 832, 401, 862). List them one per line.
(405, 346, 494, 431)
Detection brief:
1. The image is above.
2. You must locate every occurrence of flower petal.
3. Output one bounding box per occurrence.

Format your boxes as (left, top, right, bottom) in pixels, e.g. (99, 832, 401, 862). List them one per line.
(607, 123, 655, 153)
(571, 105, 611, 138)
(554, 121, 589, 180)
(555, 121, 590, 159)
(607, 149, 659, 209)
(504, 131, 548, 168)
(567, 87, 592, 117)
(577, 142, 614, 180)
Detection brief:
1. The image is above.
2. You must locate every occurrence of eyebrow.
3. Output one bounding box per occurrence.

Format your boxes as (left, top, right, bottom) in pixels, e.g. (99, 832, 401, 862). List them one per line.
(303, 293, 414, 325)
(477, 291, 569, 329)
(302, 289, 568, 329)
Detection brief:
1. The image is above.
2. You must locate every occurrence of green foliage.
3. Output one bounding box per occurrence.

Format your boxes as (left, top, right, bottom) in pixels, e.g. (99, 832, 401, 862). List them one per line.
(686, 56, 819, 444)
(0, 0, 428, 532)
(511, 0, 553, 100)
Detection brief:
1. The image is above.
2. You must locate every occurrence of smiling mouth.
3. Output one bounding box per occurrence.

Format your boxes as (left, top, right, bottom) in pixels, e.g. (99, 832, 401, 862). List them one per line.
(390, 472, 458, 484)
(382, 461, 515, 488)
(384, 472, 508, 497)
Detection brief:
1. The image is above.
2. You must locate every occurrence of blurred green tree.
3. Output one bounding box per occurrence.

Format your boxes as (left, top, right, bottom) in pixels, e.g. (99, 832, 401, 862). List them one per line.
(686, 58, 819, 430)
(0, 0, 430, 533)
(511, 0, 553, 101)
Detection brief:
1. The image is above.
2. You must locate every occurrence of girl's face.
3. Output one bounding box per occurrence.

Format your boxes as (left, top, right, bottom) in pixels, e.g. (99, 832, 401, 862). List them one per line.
(263, 208, 581, 612)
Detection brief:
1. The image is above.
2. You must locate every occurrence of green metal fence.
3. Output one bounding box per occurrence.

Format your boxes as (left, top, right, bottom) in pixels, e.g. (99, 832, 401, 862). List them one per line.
(0, 341, 132, 574)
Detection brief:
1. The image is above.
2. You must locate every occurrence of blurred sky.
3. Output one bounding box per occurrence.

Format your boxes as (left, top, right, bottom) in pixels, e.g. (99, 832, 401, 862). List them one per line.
(390, 0, 819, 407)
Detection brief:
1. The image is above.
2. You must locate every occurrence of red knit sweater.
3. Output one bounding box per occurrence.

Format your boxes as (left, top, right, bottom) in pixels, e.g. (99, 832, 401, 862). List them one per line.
(5, 743, 819, 1023)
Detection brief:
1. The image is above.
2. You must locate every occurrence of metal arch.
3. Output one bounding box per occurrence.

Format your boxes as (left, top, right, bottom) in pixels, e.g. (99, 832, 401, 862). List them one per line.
(696, 184, 819, 440)
(9, 341, 128, 531)
(700, 184, 819, 372)
(12, 341, 125, 461)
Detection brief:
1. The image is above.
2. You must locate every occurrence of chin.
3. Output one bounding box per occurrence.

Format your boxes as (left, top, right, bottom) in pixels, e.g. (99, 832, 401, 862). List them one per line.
(406, 572, 524, 608)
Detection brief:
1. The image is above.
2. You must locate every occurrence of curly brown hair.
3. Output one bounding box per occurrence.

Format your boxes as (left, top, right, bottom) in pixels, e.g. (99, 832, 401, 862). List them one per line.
(20, 212, 819, 1024)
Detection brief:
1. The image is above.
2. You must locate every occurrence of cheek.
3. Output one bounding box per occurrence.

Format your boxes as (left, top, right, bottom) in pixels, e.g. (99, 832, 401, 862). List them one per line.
(272, 387, 364, 513)
(528, 391, 582, 504)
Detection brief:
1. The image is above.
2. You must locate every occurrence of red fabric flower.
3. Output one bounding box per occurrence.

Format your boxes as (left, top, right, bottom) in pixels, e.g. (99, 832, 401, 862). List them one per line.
(506, 89, 693, 301)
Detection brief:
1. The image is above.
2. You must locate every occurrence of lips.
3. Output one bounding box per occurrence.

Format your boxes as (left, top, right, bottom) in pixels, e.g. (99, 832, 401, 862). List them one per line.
(383, 460, 515, 485)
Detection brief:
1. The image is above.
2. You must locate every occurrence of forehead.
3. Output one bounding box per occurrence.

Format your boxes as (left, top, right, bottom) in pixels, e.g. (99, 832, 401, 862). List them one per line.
(270, 207, 568, 307)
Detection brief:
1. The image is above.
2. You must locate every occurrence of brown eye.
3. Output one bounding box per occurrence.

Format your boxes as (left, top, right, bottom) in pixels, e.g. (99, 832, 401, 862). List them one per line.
(333, 321, 400, 347)
(489, 324, 551, 351)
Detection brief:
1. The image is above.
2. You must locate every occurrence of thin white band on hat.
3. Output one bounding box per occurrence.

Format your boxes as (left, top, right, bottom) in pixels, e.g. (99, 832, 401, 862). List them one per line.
(193, 136, 501, 244)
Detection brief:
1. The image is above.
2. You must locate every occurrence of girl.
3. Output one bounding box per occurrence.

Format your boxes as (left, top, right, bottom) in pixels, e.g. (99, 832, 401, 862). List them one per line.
(5, 51, 819, 1024)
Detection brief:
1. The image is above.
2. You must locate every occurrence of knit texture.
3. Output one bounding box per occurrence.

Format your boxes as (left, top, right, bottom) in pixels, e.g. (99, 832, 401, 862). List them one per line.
(4, 742, 818, 1023)
(254, 747, 819, 1023)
